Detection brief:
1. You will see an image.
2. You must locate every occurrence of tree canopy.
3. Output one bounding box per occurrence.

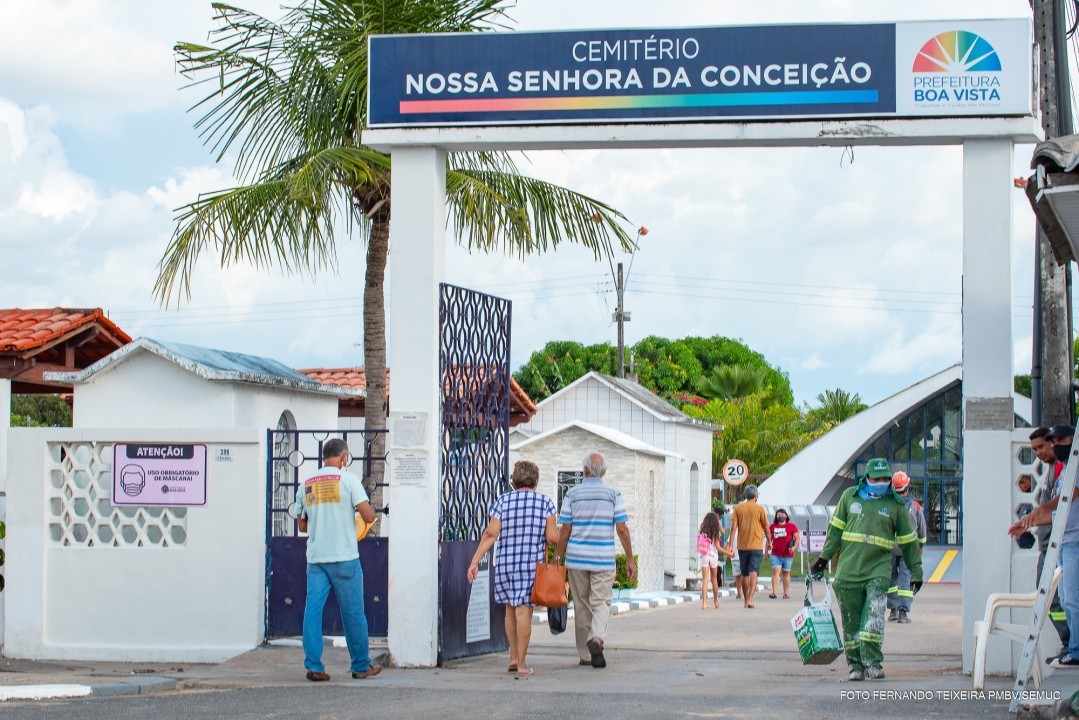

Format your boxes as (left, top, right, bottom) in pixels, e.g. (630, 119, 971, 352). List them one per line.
(514, 335, 793, 405)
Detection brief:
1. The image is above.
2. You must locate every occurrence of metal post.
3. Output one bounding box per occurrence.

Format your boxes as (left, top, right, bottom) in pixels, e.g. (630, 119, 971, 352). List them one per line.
(616, 262, 625, 378)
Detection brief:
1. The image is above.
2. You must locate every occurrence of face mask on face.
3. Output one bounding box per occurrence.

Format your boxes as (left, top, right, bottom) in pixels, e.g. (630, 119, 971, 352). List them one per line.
(859, 479, 891, 499)
(1054, 443, 1071, 463)
(777, 516, 787, 523)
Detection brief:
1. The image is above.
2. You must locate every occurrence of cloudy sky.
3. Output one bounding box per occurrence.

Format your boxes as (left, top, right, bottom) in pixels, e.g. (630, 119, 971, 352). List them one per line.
(0, 0, 1061, 406)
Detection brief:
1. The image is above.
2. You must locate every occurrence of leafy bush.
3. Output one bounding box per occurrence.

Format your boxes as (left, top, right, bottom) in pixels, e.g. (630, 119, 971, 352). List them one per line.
(614, 553, 638, 589)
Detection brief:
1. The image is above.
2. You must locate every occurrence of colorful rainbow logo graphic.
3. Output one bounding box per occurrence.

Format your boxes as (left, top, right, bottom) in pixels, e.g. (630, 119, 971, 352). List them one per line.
(913, 31, 1001, 73)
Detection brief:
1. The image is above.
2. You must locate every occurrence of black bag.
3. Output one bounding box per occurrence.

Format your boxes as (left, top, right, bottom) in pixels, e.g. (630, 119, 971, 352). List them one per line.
(548, 604, 567, 635)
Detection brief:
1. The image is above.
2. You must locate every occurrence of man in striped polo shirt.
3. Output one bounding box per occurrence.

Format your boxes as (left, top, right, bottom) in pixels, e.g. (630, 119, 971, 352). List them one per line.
(555, 452, 636, 669)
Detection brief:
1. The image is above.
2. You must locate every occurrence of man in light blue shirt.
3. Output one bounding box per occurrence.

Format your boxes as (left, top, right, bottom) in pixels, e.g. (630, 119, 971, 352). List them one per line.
(555, 452, 636, 669)
(294, 438, 381, 681)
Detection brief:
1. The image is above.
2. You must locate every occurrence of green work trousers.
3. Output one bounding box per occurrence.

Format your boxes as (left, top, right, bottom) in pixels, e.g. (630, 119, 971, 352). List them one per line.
(833, 577, 888, 671)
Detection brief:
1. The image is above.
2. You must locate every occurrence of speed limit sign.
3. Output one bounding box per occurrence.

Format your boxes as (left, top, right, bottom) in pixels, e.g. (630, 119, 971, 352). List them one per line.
(723, 459, 749, 485)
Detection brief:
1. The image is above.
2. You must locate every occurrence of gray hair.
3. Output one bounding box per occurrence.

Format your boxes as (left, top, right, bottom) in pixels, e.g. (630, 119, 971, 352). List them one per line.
(583, 452, 607, 477)
(322, 438, 349, 461)
(743, 484, 758, 499)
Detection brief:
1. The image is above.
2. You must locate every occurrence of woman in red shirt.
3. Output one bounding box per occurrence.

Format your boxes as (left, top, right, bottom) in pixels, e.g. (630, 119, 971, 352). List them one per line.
(768, 509, 800, 599)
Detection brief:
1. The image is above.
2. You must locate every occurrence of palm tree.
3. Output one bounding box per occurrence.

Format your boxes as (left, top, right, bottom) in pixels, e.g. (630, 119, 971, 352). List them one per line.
(153, 1, 634, 507)
(812, 388, 868, 427)
(695, 364, 770, 403)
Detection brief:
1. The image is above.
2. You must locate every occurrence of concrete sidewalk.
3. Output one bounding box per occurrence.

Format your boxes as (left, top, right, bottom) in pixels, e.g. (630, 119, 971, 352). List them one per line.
(0, 584, 1071, 719)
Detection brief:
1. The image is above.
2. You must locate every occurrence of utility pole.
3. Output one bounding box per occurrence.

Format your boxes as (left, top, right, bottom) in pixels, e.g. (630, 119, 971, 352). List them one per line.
(1032, 0, 1075, 426)
(613, 262, 630, 377)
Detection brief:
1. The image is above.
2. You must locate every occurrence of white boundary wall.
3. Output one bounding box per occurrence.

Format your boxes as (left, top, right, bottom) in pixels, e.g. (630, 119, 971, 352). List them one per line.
(5, 427, 265, 662)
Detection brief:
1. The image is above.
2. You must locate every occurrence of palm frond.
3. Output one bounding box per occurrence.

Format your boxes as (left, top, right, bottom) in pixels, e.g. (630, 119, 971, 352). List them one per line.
(446, 167, 635, 259)
(154, 145, 383, 303)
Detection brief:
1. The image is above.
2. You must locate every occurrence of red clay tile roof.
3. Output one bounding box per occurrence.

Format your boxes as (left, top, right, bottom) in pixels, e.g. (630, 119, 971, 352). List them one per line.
(298, 367, 537, 419)
(0, 308, 131, 353)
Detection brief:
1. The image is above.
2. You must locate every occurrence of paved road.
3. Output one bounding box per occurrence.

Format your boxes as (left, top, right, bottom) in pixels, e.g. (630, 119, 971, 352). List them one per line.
(0, 585, 1061, 719)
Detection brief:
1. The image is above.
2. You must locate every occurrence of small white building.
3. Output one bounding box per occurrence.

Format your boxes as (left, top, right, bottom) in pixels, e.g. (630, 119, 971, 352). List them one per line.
(511, 420, 670, 591)
(515, 372, 717, 588)
(0, 338, 362, 662)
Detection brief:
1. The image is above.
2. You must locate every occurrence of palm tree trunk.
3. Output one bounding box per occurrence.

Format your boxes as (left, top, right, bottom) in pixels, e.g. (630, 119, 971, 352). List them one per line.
(364, 208, 390, 533)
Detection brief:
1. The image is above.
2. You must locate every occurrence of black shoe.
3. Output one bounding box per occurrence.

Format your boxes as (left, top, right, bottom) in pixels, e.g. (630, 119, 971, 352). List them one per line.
(587, 639, 606, 668)
(896, 610, 911, 624)
(1047, 650, 1068, 665)
(1051, 655, 1079, 669)
(887, 609, 898, 622)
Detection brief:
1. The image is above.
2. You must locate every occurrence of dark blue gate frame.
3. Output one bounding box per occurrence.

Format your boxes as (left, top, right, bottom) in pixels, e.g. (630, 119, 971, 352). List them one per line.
(265, 429, 389, 639)
(438, 283, 512, 662)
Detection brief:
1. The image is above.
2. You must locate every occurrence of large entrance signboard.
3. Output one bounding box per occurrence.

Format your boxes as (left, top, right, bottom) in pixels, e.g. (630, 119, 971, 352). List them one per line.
(368, 19, 1031, 127)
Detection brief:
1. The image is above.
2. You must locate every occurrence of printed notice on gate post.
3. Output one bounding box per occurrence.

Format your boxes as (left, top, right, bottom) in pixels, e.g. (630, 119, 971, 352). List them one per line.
(392, 451, 429, 486)
(467, 554, 491, 643)
(390, 412, 428, 449)
(112, 443, 208, 507)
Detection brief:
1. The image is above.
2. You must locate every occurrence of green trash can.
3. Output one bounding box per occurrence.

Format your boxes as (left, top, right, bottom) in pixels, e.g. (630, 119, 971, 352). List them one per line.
(791, 573, 843, 665)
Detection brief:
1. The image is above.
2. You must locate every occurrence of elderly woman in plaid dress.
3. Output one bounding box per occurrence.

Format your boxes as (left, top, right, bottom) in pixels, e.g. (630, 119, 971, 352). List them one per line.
(468, 460, 558, 678)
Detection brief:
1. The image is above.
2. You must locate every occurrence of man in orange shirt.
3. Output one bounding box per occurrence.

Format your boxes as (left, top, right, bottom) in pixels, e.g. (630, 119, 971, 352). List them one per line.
(727, 484, 770, 608)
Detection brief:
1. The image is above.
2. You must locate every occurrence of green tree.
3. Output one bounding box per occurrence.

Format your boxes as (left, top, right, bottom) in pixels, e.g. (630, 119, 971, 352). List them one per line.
(1014, 374, 1032, 399)
(682, 392, 825, 478)
(10, 395, 72, 428)
(155, 1, 634, 501)
(808, 388, 867, 428)
(514, 341, 616, 401)
(514, 334, 792, 404)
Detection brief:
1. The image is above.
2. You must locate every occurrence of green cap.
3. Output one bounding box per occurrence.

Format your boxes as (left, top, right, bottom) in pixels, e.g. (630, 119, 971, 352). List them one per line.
(865, 458, 891, 479)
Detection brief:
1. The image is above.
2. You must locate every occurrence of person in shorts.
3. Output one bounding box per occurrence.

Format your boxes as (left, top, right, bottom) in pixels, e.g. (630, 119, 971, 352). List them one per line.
(696, 511, 735, 609)
(768, 508, 800, 599)
(726, 484, 770, 608)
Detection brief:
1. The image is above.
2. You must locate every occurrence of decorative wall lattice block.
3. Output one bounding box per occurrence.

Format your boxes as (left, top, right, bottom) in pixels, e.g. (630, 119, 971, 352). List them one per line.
(46, 442, 187, 548)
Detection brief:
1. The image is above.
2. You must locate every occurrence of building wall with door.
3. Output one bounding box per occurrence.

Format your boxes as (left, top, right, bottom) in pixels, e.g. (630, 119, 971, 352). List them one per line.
(511, 424, 667, 592)
(4, 427, 265, 662)
(518, 373, 714, 587)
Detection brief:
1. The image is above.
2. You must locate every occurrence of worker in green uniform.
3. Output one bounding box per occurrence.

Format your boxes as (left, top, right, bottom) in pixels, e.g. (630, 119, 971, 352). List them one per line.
(811, 458, 923, 681)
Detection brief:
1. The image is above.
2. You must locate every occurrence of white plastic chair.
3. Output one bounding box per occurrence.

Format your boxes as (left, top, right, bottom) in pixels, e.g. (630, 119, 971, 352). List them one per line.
(971, 568, 1062, 691)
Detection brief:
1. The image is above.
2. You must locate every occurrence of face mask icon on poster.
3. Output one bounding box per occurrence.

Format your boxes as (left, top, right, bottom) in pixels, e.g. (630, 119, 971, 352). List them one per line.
(119, 465, 146, 497)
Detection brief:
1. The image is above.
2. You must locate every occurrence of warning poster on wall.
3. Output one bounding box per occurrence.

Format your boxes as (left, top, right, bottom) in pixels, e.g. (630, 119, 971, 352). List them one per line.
(112, 443, 207, 507)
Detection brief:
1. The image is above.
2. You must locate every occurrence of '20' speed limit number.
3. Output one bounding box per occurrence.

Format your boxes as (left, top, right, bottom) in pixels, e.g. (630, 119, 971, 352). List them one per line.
(723, 459, 748, 486)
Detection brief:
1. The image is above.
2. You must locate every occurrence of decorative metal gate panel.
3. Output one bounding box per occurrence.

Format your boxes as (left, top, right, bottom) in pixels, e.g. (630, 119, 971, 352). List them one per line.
(266, 429, 388, 638)
(438, 283, 512, 662)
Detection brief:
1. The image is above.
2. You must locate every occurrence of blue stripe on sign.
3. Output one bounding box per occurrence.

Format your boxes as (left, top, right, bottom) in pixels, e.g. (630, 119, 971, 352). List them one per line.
(567, 539, 616, 547)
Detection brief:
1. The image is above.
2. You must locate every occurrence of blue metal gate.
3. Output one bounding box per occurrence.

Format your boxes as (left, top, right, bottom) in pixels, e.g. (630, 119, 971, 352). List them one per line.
(266, 429, 388, 638)
(438, 283, 512, 662)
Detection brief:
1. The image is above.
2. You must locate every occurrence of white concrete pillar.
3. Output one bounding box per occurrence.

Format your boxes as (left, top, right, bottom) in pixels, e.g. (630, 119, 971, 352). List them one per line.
(961, 139, 1015, 673)
(0, 378, 10, 482)
(386, 146, 446, 667)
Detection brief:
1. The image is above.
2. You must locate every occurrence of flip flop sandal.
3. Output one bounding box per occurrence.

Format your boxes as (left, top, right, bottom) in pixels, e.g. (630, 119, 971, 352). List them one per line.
(507, 664, 518, 673)
(515, 668, 536, 678)
(768, 594, 777, 599)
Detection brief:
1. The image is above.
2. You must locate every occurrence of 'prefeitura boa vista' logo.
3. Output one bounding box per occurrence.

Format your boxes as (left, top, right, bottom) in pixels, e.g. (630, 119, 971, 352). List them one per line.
(911, 30, 1002, 108)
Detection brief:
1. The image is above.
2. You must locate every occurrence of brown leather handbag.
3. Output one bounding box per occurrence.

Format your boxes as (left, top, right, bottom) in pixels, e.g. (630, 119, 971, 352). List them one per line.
(530, 560, 568, 607)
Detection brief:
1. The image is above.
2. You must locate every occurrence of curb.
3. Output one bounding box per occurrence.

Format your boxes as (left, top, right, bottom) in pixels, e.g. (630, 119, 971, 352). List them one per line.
(0, 676, 177, 702)
(532, 582, 770, 624)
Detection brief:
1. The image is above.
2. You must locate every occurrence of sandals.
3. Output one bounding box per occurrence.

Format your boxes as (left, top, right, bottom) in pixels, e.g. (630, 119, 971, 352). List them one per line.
(768, 593, 778, 599)
(507, 664, 518, 673)
(515, 667, 535, 678)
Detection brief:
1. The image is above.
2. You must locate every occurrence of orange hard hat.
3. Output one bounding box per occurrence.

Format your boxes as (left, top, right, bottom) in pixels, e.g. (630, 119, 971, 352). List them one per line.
(892, 471, 911, 490)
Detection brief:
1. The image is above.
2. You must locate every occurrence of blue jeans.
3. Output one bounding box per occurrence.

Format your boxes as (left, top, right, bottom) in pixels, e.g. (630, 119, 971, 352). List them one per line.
(303, 559, 370, 674)
(1061, 543, 1079, 659)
